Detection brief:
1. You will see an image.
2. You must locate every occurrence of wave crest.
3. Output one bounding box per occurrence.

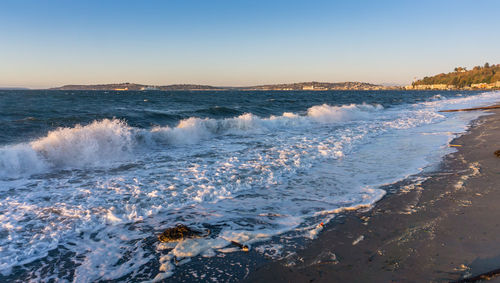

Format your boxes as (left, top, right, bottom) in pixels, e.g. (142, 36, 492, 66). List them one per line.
(0, 144, 46, 177)
(0, 103, 382, 176)
(0, 119, 133, 177)
(307, 103, 383, 123)
(31, 119, 134, 167)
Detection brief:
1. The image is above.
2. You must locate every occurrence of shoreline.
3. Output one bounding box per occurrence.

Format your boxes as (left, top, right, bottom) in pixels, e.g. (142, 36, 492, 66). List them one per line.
(246, 108, 500, 282)
(3, 93, 500, 282)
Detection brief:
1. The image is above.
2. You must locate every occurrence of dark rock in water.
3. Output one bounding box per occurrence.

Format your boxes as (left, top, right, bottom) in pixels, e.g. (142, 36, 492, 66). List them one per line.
(158, 224, 210, 242)
(494, 150, 500, 157)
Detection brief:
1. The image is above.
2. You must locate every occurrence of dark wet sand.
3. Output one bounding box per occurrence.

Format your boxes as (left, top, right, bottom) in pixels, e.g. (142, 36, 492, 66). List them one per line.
(246, 109, 500, 283)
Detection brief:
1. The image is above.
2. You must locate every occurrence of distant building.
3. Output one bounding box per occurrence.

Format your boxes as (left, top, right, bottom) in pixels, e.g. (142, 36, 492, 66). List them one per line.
(114, 87, 128, 91)
(140, 86, 159, 91)
(470, 83, 488, 88)
(301, 85, 327, 90)
(471, 81, 500, 89)
(407, 81, 500, 90)
(410, 84, 455, 90)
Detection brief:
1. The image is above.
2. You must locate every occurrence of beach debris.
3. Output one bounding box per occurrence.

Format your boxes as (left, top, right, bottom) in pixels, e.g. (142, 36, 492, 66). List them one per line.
(494, 150, 500, 157)
(450, 144, 462, 147)
(360, 215, 370, 224)
(158, 224, 210, 242)
(230, 240, 249, 252)
(306, 222, 326, 239)
(454, 264, 470, 271)
(352, 235, 364, 246)
(439, 105, 500, 112)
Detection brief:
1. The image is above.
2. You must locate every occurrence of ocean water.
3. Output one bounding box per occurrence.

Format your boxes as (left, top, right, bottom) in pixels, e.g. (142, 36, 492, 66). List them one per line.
(0, 90, 499, 281)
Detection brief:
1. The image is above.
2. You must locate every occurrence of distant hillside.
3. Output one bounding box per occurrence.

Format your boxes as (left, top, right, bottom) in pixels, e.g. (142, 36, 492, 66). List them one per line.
(158, 84, 222, 91)
(50, 81, 399, 91)
(413, 63, 500, 89)
(51, 83, 222, 91)
(241, 81, 396, 90)
(52, 83, 145, 91)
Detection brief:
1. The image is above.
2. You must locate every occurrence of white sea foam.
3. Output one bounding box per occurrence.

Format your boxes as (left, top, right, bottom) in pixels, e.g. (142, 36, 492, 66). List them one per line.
(0, 144, 46, 177)
(0, 103, 383, 177)
(31, 119, 134, 167)
(0, 119, 134, 177)
(1, 92, 500, 281)
(307, 103, 382, 123)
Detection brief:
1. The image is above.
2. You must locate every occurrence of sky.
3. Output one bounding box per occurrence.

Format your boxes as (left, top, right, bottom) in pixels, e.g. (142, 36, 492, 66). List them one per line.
(0, 0, 499, 88)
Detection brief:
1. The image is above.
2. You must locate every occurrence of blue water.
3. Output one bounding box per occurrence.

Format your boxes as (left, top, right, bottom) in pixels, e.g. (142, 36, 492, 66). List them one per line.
(0, 90, 474, 145)
(0, 89, 498, 281)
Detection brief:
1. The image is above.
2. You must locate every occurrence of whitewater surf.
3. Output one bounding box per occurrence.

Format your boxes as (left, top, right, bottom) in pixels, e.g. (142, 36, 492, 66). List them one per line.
(1, 90, 499, 281)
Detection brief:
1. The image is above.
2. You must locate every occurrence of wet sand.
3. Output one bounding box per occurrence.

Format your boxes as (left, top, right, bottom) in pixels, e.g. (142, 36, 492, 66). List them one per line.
(246, 109, 500, 282)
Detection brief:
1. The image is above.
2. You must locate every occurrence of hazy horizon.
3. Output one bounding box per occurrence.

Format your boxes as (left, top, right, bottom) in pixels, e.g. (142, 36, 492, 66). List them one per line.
(1, 0, 500, 89)
(0, 80, 404, 90)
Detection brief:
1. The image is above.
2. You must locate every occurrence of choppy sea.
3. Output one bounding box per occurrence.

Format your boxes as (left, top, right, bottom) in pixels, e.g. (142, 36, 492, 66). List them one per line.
(1, 90, 498, 281)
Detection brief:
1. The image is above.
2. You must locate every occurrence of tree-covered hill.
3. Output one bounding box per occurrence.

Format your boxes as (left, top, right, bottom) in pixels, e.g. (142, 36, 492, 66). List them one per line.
(414, 63, 500, 88)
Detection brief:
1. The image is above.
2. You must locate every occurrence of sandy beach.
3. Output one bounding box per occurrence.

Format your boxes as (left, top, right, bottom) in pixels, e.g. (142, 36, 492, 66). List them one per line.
(246, 108, 500, 282)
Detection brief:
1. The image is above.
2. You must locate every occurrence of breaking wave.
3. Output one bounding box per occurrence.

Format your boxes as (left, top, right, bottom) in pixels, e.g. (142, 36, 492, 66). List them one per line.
(3, 91, 500, 281)
(0, 103, 382, 177)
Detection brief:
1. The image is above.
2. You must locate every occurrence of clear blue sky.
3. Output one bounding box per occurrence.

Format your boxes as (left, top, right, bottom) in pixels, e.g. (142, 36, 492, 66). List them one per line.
(1, 0, 499, 88)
